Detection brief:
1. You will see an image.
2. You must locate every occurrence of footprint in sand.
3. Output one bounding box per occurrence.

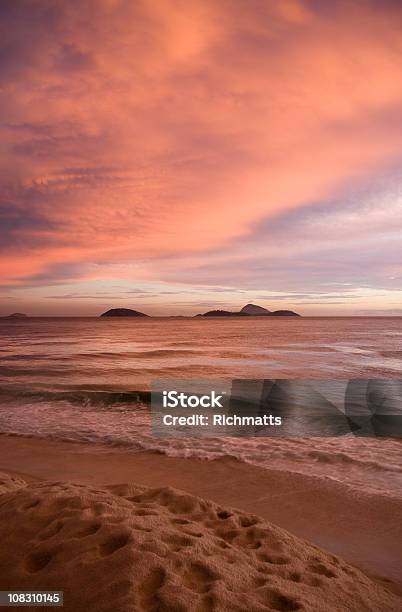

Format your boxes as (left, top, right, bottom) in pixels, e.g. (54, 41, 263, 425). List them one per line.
(100, 532, 130, 556)
(182, 562, 218, 594)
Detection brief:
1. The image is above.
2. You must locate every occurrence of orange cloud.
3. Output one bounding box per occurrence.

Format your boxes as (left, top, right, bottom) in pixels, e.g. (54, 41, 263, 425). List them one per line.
(1, 0, 402, 304)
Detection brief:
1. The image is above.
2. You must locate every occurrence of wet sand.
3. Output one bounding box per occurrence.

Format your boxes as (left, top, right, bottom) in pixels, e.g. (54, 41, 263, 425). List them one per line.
(0, 434, 401, 608)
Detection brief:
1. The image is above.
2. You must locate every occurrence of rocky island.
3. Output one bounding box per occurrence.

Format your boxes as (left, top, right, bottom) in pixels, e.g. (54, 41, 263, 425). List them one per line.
(100, 303, 300, 318)
(196, 309, 249, 317)
(100, 308, 148, 317)
(197, 303, 300, 317)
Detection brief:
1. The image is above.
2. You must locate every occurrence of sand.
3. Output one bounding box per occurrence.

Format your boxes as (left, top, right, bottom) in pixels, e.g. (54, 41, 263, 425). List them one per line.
(0, 435, 401, 611)
(0, 471, 26, 494)
(0, 472, 401, 612)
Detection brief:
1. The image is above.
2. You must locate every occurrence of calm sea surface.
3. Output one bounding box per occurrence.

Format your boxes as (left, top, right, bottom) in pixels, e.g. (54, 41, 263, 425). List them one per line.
(1, 316, 401, 497)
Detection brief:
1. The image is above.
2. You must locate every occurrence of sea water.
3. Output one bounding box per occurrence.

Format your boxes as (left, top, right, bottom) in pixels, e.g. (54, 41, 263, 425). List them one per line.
(1, 316, 401, 498)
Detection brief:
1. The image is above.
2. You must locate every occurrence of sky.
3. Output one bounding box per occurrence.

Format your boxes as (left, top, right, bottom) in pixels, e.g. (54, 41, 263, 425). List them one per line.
(1, 0, 402, 316)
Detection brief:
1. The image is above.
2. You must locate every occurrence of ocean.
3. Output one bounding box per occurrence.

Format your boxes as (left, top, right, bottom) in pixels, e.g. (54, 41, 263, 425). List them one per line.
(1, 316, 401, 498)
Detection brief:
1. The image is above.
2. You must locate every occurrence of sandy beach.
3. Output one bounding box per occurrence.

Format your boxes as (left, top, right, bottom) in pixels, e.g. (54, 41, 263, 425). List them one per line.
(0, 434, 401, 611)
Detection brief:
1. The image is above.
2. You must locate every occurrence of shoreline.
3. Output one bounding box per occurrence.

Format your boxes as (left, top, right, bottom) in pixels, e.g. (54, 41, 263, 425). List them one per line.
(0, 433, 401, 596)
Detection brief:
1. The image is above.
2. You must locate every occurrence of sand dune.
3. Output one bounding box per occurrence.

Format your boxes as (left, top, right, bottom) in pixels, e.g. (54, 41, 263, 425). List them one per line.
(0, 472, 400, 612)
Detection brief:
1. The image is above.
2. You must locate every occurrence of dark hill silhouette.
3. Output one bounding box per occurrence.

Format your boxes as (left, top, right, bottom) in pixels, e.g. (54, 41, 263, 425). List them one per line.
(197, 309, 249, 317)
(100, 304, 300, 318)
(197, 304, 300, 317)
(270, 309, 300, 317)
(240, 303, 271, 315)
(5, 313, 28, 319)
(100, 308, 148, 317)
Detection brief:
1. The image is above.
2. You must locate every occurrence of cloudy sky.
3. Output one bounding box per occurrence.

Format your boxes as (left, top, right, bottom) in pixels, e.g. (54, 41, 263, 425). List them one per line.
(1, 0, 402, 316)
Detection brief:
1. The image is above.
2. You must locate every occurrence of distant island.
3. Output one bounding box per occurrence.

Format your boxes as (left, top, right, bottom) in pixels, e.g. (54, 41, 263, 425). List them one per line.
(99, 303, 300, 318)
(196, 310, 249, 317)
(100, 308, 148, 317)
(5, 313, 28, 319)
(196, 303, 300, 317)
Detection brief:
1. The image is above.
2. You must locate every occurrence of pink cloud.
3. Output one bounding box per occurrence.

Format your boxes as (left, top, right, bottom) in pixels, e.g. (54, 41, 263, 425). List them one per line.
(1, 0, 402, 306)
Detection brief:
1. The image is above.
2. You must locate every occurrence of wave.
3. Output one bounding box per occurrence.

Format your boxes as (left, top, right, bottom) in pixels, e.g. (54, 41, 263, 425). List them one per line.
(75, 349, 198, 359)
(0, 387, 151, 407)
(0, 349, 198, 362)
(306, 449, 402, 473)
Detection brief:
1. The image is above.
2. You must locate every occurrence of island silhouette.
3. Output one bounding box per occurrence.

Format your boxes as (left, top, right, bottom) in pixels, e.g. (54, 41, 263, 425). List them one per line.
(100, 308, 149, 317)
(100, 303, 300, 317)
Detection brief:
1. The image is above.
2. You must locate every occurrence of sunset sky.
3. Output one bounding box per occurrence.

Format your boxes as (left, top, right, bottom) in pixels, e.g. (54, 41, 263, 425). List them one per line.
(1, 0, 402, 316)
